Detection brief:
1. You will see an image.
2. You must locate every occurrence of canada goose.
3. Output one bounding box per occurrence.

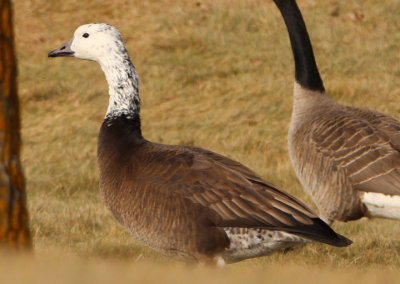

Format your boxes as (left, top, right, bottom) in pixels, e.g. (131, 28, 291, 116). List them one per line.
(48, 23, 350, 265)
(274, 0, 400, 224)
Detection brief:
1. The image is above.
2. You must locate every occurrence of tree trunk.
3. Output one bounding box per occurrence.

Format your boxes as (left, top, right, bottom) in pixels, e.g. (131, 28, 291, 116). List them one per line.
(0, 0, 31, 249)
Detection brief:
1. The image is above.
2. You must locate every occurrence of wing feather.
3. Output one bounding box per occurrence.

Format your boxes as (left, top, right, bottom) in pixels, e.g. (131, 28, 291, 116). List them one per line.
(134, 143, 349, 246)
(311, 107, 400, 196)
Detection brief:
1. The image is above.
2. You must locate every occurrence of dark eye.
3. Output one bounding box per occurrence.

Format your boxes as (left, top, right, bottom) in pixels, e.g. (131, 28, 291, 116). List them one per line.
(82, 33, 89, 38)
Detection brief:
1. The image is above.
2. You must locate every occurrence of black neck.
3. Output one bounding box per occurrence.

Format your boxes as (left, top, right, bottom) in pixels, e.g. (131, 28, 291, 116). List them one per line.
(98, 114, 145, 170)
(273, 0, 325, 92)
(101, 113, 143, 144)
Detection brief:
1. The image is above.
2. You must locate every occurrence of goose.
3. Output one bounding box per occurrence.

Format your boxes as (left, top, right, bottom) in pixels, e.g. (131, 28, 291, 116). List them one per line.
(48, 23, 351, 265)
(274, 0, 400, 224)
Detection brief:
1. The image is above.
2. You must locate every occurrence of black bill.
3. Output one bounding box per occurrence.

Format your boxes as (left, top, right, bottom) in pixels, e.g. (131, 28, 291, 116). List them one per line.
(48, 38, 74, 57)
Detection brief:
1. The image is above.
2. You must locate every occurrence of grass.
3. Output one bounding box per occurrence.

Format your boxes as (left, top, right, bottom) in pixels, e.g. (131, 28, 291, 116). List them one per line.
(8, 0, 400, 281)
(3, 252, 400, 284)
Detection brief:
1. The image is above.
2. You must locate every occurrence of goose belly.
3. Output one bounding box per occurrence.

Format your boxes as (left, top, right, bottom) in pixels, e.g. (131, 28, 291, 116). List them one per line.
(221, 227, 309, 263)
(361, 192, 400, 220)
(123, 221, 200, 263)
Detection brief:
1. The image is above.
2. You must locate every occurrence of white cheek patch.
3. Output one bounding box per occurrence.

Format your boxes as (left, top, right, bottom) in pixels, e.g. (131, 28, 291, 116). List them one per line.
(361, 192, 400, 220)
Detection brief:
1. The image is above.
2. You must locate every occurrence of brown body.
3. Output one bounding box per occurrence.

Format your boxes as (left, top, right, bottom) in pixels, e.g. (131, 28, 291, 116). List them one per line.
(98, 116, 350, 263)
(289, 84, 400, 223)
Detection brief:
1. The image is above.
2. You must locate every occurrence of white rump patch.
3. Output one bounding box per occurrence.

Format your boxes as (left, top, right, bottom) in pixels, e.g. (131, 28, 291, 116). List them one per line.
(361, 192, 400, 220)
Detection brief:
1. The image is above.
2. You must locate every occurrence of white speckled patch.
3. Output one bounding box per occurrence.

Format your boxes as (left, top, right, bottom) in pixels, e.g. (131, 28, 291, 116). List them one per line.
(221, 227, 310, 263)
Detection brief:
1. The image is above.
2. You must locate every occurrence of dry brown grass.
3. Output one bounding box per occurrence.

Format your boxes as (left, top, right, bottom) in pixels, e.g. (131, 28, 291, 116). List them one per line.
(9, 0, 400, 281)
(3, 251, 400, 284)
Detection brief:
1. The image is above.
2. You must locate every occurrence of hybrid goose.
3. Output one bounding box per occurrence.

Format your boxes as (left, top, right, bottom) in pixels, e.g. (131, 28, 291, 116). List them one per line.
(274, 0, 400, 224)
(48, 23, 350, 265)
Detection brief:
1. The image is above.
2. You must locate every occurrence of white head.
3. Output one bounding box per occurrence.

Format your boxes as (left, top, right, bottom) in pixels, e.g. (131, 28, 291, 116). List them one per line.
(48, 23, 126, 63)
(49, 23, 140, 120)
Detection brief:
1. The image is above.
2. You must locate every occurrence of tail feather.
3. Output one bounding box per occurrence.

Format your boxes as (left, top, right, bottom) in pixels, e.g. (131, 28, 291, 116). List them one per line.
(290, 218, 352, 247)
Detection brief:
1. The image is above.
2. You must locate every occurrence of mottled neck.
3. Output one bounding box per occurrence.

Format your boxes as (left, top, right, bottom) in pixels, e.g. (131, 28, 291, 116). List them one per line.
(100, 52, 140, 121)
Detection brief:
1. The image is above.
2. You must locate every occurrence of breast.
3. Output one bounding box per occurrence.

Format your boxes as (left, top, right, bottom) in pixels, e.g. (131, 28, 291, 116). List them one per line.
(97, 123, 230, 261)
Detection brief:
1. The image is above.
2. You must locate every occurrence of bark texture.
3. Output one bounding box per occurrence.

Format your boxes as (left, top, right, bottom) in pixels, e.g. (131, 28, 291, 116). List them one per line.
(0, 0, 31, 248)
